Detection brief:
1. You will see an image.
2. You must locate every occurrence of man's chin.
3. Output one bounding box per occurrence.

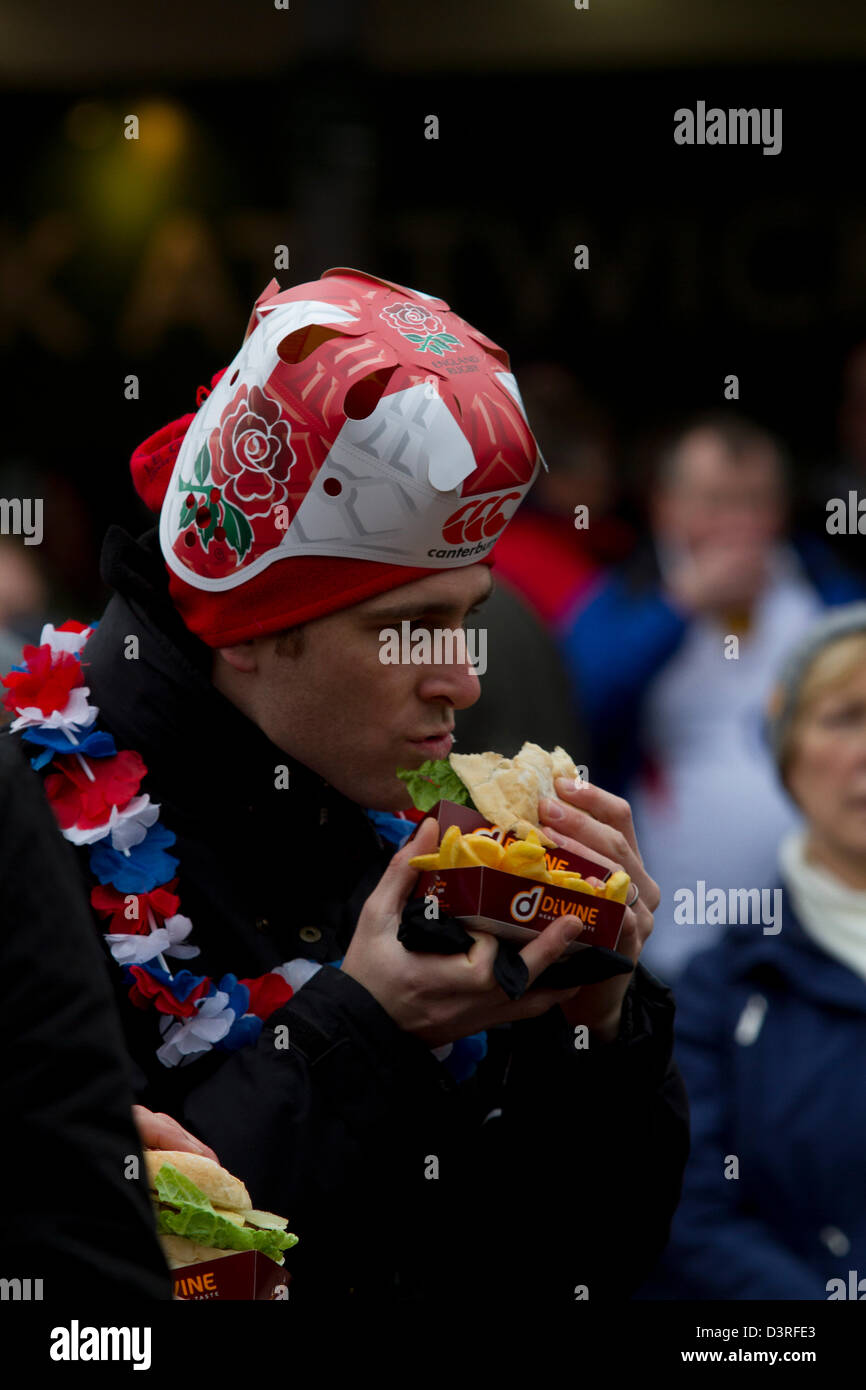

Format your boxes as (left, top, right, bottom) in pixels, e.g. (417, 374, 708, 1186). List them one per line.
(331, 773, 414, 814)
(367, 786, 415, 813)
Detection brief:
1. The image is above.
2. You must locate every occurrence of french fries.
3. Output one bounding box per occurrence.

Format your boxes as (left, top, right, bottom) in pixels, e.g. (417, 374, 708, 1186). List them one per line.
(409, 825, 631, 903)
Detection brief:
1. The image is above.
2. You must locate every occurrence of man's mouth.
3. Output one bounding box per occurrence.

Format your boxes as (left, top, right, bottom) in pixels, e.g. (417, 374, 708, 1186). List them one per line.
(406, 730, 454, 757)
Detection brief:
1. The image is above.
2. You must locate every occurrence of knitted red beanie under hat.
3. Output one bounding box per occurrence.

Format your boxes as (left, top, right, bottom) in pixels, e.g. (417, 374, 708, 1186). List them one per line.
(129, 267, 543, 647)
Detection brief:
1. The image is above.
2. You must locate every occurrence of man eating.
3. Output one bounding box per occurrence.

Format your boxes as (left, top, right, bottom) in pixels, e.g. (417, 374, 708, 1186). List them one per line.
(3, 268, 687, 1306)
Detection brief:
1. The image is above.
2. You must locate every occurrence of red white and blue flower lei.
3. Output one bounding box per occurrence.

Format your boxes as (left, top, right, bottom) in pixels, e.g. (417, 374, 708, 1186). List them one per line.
(1, 621, 487, 1081)
(1, 620, 303, 1067)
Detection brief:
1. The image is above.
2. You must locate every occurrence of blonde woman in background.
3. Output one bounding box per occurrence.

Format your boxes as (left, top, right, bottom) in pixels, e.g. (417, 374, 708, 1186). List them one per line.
(638, 602, 866, 1300)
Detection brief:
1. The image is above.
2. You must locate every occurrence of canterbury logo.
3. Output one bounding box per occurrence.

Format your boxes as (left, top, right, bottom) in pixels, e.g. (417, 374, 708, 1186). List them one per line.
(442, 491, 522, 545)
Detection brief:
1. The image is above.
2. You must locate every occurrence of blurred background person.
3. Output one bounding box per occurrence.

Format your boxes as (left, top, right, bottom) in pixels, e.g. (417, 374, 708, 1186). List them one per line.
(558, 413, 865, 983)
(0, 460, 97, 676)
(490, 363, 634, 633)
(637, 604, 866, 1299)
(0, 538, 47, 671)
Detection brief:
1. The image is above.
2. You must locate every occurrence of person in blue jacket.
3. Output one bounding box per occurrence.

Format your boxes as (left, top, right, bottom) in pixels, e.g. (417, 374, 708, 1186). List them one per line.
(559, 414, 866, 799)
(638, 601, 866, 1300)
(558, 413, 866, 983)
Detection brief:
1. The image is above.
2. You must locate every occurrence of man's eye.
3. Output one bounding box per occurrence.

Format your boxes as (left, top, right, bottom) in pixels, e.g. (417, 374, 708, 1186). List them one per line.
(821, 705, 866, 727)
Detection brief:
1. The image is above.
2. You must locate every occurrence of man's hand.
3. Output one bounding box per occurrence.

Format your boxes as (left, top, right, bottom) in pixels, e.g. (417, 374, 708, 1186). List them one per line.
(341, 817, 587, 1047)
(131, 1105, 219, 1161)
(665, 540, 767, 618)
(539, 778, 660, 1042)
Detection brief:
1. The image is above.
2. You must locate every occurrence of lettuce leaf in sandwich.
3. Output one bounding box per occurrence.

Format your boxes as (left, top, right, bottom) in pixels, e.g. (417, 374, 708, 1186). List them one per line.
(396, 758, 473, 812)
(154, 1163, 298, 1266)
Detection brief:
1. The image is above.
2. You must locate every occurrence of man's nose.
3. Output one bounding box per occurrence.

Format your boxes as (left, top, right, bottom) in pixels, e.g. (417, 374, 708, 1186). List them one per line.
(416, 649, 482, 710)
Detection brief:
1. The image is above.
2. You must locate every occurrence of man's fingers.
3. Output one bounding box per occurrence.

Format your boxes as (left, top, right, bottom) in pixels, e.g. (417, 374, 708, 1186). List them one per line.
(500, 983, 582, 1023)
(518, 914, 585, 984)
(551, 776, 643, 863)
(540, 809, 657, 909)
(131, 1106, 219, 1161)
(464, 930, 499, 973)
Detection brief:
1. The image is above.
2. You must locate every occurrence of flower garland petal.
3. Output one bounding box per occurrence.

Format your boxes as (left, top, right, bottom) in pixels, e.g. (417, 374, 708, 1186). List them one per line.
(91, 881, 181, 934)
(40, 621, 93, 657)
(105, 913, 199, 965)
(271, 959, 322, 994)
(10, 685, 97, 734)
(218, 1014, 263, 1051)
(1, 644, 85, 718)
(126, 964, 210, 1015)
(22, 725, 116, 769)
(44, 749, 147, 830)
(240, 972, 293, 1019)
(90, 822, 179, 893)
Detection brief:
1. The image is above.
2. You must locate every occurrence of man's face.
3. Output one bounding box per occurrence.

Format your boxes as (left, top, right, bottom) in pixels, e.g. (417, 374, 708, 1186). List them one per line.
(652, 428, 786, 552)
(217, 565, 493, 811)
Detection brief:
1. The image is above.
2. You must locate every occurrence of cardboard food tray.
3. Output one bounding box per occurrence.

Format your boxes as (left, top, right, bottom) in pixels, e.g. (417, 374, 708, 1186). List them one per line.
(408, 799, 626, 953)
(171, 1250, 291, 1301)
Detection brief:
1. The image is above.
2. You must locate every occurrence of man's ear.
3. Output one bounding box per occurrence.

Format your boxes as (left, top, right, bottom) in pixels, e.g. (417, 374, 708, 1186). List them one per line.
(214, 640, 259, 674)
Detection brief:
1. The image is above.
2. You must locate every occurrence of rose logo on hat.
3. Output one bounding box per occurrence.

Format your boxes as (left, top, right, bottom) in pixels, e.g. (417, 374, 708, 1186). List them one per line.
(379, 301, 461, 356)
(210, 384, 294, 518)
(176, 383, 294, 570)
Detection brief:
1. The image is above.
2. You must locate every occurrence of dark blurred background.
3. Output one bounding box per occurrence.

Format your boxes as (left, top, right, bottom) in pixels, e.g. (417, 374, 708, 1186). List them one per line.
(2, 0, 866, 620)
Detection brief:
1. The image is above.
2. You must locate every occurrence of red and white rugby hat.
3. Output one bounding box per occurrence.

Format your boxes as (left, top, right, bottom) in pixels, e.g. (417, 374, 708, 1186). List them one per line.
(130, 267, 542, 646)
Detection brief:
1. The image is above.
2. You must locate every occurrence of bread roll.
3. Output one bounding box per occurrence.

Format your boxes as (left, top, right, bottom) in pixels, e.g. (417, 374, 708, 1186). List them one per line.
(144, 1149, 252, 1212)
(159, 1233, 238, 1270)
(449, 742, 579, 844)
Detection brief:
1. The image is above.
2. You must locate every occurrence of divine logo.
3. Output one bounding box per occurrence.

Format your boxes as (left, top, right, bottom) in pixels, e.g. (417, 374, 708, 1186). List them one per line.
(511, 885, 543, 922)
(674, 102, 782, 156)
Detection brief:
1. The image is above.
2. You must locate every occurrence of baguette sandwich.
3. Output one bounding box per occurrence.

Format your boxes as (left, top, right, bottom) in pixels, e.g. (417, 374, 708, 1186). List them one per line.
(397, 741, 583, 848)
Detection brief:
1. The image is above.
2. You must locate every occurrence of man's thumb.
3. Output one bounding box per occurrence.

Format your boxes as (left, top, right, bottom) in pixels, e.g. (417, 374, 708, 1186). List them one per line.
(379, 816, 440, 913)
